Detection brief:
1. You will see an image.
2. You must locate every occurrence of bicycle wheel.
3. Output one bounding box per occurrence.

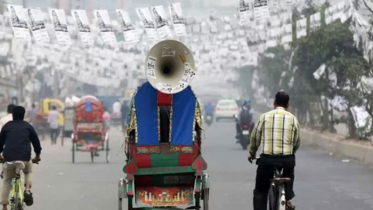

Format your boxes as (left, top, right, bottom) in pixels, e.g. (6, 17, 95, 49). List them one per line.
(268, 184, 277, 210)
(278, 185, 286, 210)
(13, 180, 21, 210)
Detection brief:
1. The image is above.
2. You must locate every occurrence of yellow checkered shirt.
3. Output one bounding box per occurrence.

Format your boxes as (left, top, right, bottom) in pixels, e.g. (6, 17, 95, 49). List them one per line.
(249, 107, 301, 156)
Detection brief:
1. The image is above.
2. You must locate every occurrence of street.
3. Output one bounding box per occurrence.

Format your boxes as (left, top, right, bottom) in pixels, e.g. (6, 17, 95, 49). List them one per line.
(2, 121, 373, 210)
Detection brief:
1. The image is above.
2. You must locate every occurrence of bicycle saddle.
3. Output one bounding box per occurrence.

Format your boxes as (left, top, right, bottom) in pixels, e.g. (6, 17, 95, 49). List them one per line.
(6, 161, 25, 170)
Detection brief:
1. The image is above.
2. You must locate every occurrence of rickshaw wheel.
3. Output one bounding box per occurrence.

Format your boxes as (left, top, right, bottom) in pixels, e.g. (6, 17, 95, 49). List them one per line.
(118, 198, 123, 210)
(90, 151, 94, 163)
(203, 188, 209, 210)
(72, 141, 75, 163)
(106, 139, 110, 163)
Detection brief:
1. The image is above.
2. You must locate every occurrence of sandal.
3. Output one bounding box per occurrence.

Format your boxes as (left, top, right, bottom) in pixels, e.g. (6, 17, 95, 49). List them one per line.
(23, 190, 33, 206)
(286, 201, 296, 210)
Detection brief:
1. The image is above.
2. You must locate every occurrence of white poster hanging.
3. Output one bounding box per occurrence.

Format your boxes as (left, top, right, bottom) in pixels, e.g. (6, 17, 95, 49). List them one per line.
(239, 0, 252, 25)
(310, 12, 321, 29)
(26, 7, 49, 43)
(254, 0, 269, 20)
(71, 10, 94, 46)
(281, 24, 292, 44)
(48, 8, 71, 46)
(296, 18, 307, 39)
(350, 106, 372, 132)
(116, 9, 138, 43)
(169, 3, 187, 36)
(93, 10, 117, 46)
(136, 7, 158, 41)
(7, 5, 31, 41)
(266, 27, 281, 48)
(152, 5, 172, 39)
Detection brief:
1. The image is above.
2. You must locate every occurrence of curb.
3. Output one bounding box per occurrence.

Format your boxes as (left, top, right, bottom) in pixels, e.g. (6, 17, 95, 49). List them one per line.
(301, 129, 373, 165)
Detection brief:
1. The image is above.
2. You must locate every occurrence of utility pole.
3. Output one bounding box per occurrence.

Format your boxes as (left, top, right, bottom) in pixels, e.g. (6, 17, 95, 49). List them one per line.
(22, 0, 26, 7)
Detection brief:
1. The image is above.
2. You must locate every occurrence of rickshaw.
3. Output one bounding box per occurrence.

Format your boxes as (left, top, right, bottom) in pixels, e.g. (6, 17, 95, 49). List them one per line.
(118, 40, 210, 210)
(72, 95, 110, 163)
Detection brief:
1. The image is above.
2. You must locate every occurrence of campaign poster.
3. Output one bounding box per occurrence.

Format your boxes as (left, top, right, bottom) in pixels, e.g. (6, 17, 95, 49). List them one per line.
(71, 10, 94, 46)
(136, 7, 158, 40)
(26, 7, 49, 43)
(7, 4, 31, 41)
(94, 10, 117, 45)
(239, 0, 252, 25)
(49, 8, 71, 46)
(152, 5, 172, 39)
(169, 3, 187, 36)
(254, 0, 269, 20)
(116, 9, 138, 43)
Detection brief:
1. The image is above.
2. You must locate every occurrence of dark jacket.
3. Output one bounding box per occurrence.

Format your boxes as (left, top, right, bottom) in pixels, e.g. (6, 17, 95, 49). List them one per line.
(0, 121, 42, 161)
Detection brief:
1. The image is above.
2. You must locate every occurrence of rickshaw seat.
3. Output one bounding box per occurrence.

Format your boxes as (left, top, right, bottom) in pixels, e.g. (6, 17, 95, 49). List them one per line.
(131, 143, 199, 169)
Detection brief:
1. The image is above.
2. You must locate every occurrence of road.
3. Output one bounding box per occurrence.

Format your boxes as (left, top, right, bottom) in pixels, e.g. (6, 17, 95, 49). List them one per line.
(1, 121, 373, 210)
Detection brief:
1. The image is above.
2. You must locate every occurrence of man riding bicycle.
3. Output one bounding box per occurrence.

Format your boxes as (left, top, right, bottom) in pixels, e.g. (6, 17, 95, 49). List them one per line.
(248, 91, 300, 210)
(0, 106, 41, 210)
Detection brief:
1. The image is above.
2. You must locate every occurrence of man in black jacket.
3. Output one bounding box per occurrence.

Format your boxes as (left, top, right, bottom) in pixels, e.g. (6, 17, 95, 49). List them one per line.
(0, 106, 41, 209)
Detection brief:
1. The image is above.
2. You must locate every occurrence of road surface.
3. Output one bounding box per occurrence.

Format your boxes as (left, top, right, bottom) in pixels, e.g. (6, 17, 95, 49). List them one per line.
(1, 121, 373, 210)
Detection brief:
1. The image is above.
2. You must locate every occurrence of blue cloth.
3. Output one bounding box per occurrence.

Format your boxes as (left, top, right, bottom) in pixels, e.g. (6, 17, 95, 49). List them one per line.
(171, 87, 196, 146)
(134, 82, 159, 146)
(85, 102, 92, 113)
(204, 104, 214, 115)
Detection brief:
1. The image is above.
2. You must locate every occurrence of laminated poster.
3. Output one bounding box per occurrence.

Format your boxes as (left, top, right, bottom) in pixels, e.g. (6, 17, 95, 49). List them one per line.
(136, 7, 158, 41)
(71, 10, 94, 46)
(94, 10, 117, 46)
(27, 7, 50, 43)
(49, 8, 71, 46)
(169, 3, 187, 36)
(254, 0, 269, 20)
(7, 4, 31, 41)
(152, 5, 172, 39)
(116, 9, 138, 43)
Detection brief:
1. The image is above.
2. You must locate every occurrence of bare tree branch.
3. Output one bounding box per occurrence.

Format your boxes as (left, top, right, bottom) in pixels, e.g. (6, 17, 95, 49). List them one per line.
(362, 0, 373, 15)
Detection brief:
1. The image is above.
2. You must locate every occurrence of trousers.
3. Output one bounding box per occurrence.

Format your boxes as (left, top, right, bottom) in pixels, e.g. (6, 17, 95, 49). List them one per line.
(1, 161, 32, 204)
(253, 154, 296, 210)
(50, 128, 59, 143)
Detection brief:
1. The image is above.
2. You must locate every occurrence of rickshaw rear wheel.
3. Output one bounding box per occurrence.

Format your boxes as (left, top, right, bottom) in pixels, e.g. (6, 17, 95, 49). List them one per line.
(72, 141, 75, 163)
(90, 151, 94, 163)
(118, 198, 123, 210)
(203, 188, 209, 210)
(106, 139, 109, 163)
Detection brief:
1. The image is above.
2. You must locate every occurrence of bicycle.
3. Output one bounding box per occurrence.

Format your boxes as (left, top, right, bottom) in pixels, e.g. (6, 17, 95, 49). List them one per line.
(7, 161, 26, 210)
(249, 157, 292, 210)
(1, 159, 39, 210)
(268, 168, 291, 210)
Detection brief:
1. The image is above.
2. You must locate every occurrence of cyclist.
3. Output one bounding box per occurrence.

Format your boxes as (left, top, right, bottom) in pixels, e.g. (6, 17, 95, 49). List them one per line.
(248, 91, 300, 210)
(0, 106, 41, 209)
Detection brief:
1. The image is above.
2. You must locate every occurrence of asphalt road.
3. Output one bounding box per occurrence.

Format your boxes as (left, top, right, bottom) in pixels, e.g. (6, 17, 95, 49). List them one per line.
(1, 121, 373, 210)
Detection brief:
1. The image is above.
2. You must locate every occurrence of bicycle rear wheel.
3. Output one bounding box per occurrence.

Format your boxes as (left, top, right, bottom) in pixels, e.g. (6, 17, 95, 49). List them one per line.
(12, 179, 22, 210)
(268, 184, 277, 210)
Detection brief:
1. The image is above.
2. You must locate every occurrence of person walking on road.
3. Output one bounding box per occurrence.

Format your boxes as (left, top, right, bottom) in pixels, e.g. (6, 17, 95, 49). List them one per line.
(27, 103, 37, 126)
(0, 104, 14, 131)
(248, 91, 301, 210)
(47, 106, 60, 145)
(0, 106, 41, 209)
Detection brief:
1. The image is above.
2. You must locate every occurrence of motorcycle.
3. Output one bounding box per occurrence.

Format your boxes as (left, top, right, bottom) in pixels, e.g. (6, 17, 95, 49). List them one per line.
(235, 114, 254, 150)
(238, 123, 251, 150)
(205, 114, 213, 126)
